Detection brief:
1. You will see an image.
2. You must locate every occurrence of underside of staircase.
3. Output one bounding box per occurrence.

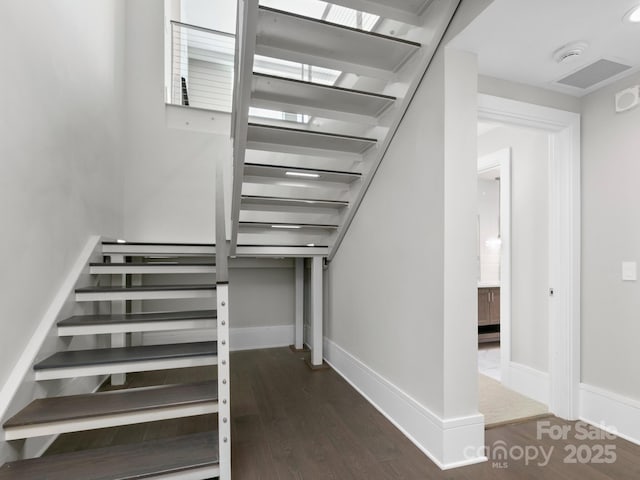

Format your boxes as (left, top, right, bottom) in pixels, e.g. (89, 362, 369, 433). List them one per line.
(231, 0, 460, 258)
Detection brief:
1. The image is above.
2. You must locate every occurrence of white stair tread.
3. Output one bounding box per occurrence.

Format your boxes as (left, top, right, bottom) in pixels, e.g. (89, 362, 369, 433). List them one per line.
(235, 244, 329, 257)
(247, 123, 376, 154)
(0, 432, 218, 480)
(244, 163, 361, 184)
(239, 221, 338, 230)
(242, 195, 348, 209)
(256, 6, 420, 76)
(75, 284, 216, 302)
(102, 242, 216, 256)
(251, 72, 395, 119)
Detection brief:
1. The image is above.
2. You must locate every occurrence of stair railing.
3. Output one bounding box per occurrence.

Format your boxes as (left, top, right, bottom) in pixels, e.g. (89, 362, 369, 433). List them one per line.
(215, 157, 231, 479)
(169, 20, 235, 112)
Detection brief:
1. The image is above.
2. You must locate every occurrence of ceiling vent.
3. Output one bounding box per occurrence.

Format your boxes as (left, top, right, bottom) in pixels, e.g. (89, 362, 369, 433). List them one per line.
(557, 59, 632, 89)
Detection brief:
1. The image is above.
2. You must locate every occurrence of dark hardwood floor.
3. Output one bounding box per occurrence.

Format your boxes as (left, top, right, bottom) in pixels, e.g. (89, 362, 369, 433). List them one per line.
(45, 347, 640, 479)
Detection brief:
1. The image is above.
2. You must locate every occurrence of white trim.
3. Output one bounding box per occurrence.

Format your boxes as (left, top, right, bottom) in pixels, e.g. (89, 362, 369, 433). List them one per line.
(478, 94, 581, 420)
(0, 236, 101, 421)
(58, 319, 216, 336)
(76, 289, 216, 302)
(505, 362, 550, 406)
(294, 258, 304, 350)
(90, 265, 216, 275)
(4, 402, 218, 440)
(34, 356, 218, 381)
(235, 245, 329, 257)
(580, 383, 640, 447)
(102, 244, 216, 256)
(310, 257, 323, 366)
(147, 466, 220, 480)
(216, 284, 231, 480)
(324, 338, 485, 470)
(142, 325, 294, 351)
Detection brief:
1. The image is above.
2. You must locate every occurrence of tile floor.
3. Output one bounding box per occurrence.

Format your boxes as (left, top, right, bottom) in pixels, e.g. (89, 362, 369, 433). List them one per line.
(478, 342, 501, 381)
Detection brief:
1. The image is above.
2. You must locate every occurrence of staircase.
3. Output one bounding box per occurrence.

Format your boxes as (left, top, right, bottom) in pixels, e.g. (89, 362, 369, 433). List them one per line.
(231, 0, 461, 257)
(0, 241, 230, 479)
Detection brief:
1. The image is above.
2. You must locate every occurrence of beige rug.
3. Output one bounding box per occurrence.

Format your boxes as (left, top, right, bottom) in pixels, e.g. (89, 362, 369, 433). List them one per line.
(479, 374, 549, 428)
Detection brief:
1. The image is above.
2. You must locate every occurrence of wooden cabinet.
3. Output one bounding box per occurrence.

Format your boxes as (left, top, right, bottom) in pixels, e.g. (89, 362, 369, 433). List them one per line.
(478, 287, 500, 343)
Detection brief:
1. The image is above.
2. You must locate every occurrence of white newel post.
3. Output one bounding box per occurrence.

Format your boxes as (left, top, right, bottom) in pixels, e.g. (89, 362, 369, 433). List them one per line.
(109, 254, 127, 386)
(217, 282, 231, 479)
(294, 257, 304, 350)
(310, 256, 323, 366)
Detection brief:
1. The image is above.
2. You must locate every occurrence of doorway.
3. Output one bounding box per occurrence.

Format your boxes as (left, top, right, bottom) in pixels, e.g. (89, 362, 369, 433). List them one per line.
(476, 134, 550, 426)
(476, 94, 581, 423)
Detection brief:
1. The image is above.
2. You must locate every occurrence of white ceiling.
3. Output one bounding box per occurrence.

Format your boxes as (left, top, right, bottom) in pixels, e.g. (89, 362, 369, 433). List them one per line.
(450, 0, 640, 96)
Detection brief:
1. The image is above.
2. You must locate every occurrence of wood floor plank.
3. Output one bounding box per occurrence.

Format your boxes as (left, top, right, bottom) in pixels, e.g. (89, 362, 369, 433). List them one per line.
(30, 348, 640, 479)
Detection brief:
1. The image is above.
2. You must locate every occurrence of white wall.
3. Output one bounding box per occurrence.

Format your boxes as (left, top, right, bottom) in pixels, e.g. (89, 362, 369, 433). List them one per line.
(181, 0, 237, 33)
(326, 1, 491, 467)
(581, 70, 640, 400)
(479, 75, 581, 113)
(0, 0, 125, 395)
(478, 126, 550, 373)
(123, 0, 232, 243)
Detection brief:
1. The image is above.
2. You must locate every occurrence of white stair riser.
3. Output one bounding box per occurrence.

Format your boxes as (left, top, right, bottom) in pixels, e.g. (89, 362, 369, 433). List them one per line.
(58, 319, 216, 337)
(3, 402, 218, 440)
(90, 266, 216, 275)
(235, 246, 328, 257)
(34, 355, 218, 381)
(146, 466, 221, 480)
(102, 245, 216, 256)
(76, 290, 216, 302)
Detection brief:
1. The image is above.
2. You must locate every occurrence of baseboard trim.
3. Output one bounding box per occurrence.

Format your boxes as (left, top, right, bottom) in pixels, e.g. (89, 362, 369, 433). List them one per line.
(580, 383, 640, 447)
(323, 338, 485, 470)
(506, 362, 549, 406)
(143, 325, 294, 352)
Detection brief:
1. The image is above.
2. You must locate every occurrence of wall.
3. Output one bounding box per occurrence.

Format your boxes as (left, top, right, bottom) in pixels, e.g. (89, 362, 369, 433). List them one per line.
(581, 70, 640, 400)
(123, 0, 231, 243)
(326, 0, 491, 467)
(478, 125, 550, 373)
(0, 0, 125, 398)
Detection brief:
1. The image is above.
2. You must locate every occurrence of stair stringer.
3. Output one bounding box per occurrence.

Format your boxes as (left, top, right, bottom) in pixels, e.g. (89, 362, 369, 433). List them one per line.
(0, 235, 106, 464)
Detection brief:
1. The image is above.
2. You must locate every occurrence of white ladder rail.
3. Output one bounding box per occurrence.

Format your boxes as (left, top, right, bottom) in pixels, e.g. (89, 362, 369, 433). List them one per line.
(230, 0, 259, 256)
(216, 136, 232, 479)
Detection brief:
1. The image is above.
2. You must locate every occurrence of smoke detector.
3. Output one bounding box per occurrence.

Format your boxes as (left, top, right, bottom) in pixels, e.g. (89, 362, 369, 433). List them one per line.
(553, 42, 588, 64)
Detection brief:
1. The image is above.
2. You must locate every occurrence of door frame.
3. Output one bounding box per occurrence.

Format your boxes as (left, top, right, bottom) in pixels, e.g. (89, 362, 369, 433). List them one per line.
(478, 94, 581, 420)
